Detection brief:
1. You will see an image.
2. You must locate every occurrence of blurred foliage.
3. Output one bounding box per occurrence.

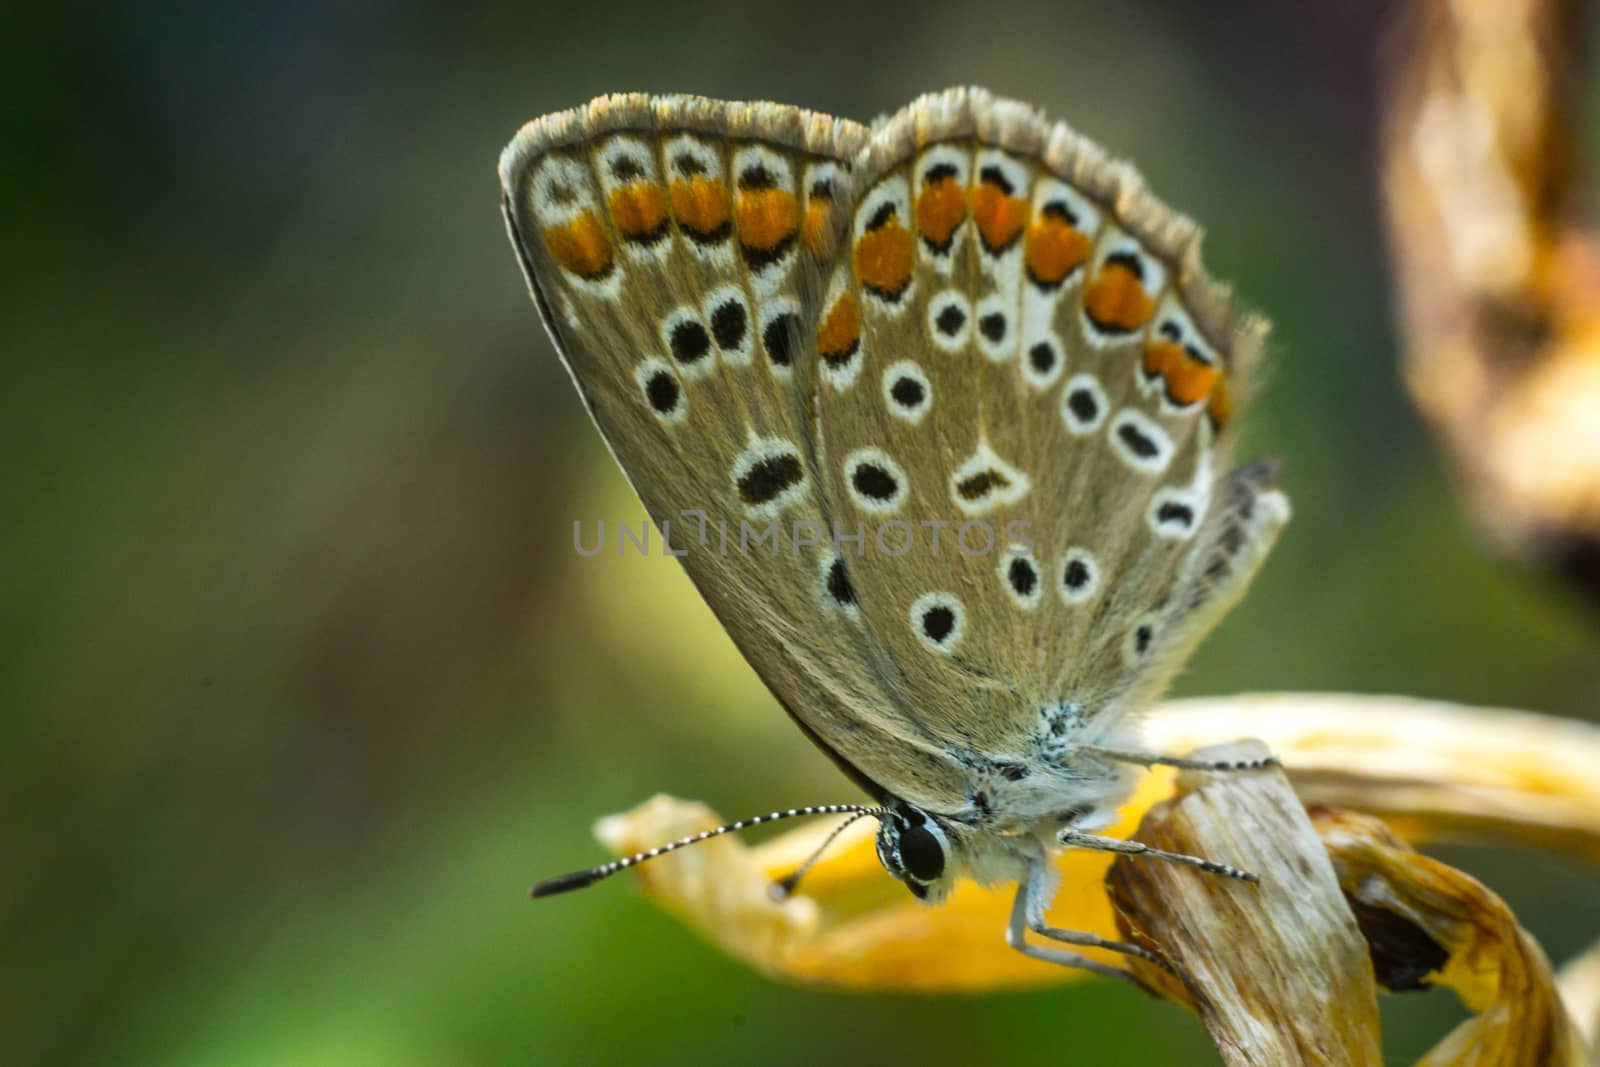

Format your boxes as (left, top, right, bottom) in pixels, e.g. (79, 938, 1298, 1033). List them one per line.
(4, 1, 1599, 1064)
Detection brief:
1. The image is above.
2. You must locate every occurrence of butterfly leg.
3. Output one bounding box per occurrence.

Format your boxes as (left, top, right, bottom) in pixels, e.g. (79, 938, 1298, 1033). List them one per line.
(1005, 860, 1172, 982)
(1057, 829, 1260, 884)
(1070, 743, 1279, 773)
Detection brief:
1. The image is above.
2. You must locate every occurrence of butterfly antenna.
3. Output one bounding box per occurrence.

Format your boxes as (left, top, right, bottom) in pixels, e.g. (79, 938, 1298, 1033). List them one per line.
(770, 808, 876, 901)
(531, 804, 886, 899)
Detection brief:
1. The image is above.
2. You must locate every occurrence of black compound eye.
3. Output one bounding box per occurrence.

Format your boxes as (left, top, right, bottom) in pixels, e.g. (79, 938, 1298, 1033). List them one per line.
(897, 820, 946, 884)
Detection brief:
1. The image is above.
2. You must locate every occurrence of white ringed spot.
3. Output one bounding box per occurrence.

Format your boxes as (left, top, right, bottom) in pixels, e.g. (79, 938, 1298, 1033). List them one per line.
(702, 285, 753, 366)
(974, 293, 1015, 362)
(882, 360, 932, 424)
(1108, 409, 1174, 473)
(926, 289, 972, 352)
(1148, 487, 1202, 540)
(729, 436, 810, 520)
(910, 592, 965, 655)
(1060, 373, 1108, 434)
(816, 551, 861, 621)
(660, 305, 716, 379)
(998, 546, 1042, 611)
(757, 297, 801, 380)
(950, 441, 1031, 516)
(844, 447, 909, 515)
(633, 358, 686, 423)
(1059, 547, 1100, 605)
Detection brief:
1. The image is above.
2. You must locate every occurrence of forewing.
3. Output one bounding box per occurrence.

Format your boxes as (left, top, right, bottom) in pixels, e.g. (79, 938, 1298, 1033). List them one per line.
(500, 94, 971, 805)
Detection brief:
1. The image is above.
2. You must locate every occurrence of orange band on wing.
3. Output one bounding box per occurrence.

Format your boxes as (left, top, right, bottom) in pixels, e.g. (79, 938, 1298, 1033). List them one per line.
(817, 294, 861, 367)
(1084, 262, 1155, 333)
(1143, 341, 1223, 406)
(670, 177, 730, 241)
(854, 222, 915, 300)
(804, 198, 834, 255)
(972, 184, 1029, 253)
(608, 183, 669, 243)
(735, 189, 801, 252)
(544, 212, 613, 280)
(915, 177, 967, 250)
(1208, 379, 1234, 429)
(1025, 216, 1091, 287)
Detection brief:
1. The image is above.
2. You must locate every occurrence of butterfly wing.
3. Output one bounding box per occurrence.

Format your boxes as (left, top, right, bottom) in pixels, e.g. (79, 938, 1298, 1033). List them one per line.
(500, 94, 974, 806)
(810, 89, 1288, 768)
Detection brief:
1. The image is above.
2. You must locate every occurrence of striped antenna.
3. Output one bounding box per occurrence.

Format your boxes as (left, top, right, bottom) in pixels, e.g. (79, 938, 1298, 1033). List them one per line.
(531, 804, 887, 899)
(770, 808, 877, 900)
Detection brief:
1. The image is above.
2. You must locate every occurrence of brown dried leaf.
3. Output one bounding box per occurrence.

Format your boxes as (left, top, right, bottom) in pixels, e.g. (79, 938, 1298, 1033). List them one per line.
(1315, 808, 1591, 1066)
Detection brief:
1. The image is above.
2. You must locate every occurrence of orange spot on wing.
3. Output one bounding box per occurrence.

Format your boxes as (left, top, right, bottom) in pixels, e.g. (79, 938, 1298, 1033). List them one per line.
(735, 189, 800, 252)
(804, 198, 834, 255)
(1025, 216, 1091, 285)
(670, 177, 729, 239)
(1143, 341, 1223, 406)
(1208, 379, 1234, 428)
(608, 182, 668, 241)
(817, 293, 861, 365)
(853, 221, 915, 299)
(972, 184, 1029, 252)
(1084, 263, 1155, 333)
(543, 212, 612, 279)
(915, 177, 967, 248)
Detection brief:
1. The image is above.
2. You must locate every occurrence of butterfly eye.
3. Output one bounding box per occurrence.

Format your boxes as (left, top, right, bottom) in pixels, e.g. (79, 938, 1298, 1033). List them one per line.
(897, 819, 946, 885)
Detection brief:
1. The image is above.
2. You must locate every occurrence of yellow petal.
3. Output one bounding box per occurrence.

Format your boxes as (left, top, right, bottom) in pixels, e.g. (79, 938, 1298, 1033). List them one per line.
(582, 694, 1600, 1058)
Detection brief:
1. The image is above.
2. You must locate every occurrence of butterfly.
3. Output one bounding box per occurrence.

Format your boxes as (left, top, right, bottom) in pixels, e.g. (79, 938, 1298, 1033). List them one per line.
(499, 88, 1289, 981)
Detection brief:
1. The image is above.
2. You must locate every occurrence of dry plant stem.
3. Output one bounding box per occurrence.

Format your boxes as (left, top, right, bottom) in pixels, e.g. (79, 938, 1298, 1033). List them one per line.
(1106, 740, 1385, 1066)
(1152, 693, 1600, 1046)
(1382, 0, 1600, 599)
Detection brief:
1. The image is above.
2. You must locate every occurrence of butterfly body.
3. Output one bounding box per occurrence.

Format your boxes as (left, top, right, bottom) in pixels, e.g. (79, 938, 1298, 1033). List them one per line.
(503, 89, 1288, 966)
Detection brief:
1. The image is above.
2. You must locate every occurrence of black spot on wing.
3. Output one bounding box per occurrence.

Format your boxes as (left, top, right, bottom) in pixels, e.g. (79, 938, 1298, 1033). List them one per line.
(852, 463, 899, 502)
(670, 320, 711, 366)
(738, 454, 804, 506)
(1028, 342, 1056, 374)
(922, 605, 955, 642)
(1007, 557, 1038, 597)
(890, 376, 925, 409)
(957, 469, 1010, 502)
(1066, 389, 1099, 423)
(1117, 421, 1160, 460)
(935, 304, 966, 337)
(1157, 501, 1195, 526)
(762, 313, 797, 367)
(739, 164, 777, 190)
(978, 165, 1015, 196)
(710, 300, 747, 351)
(826, 558, 855, 607)
(644, 372, 679, 414)
(1105, 250, 1146, 281)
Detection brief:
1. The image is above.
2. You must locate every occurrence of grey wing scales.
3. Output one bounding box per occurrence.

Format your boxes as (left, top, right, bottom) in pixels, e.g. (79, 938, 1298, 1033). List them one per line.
(499, 93, 974, 810)
(808, 88, 1286, 764)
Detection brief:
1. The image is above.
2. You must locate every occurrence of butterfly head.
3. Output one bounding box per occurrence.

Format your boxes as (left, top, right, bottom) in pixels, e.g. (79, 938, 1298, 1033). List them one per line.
(875, 800, 958, 903)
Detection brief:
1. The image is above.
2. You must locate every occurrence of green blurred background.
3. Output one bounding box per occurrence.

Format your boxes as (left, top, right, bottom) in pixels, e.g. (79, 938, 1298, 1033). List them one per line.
(6, 1, 1599, 1064)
